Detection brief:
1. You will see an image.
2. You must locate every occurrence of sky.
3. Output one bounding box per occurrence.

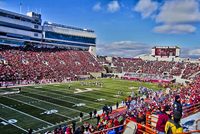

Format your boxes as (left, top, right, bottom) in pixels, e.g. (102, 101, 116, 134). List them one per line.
(0, 0, 200, 58)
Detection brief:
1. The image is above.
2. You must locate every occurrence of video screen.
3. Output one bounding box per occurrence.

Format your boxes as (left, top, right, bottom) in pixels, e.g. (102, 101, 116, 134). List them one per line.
(155, 48, 176, 56)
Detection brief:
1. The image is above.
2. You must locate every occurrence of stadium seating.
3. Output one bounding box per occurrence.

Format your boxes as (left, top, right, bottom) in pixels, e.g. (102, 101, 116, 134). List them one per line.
(0, 46, 102, 84)
(102, 57, 200, 79)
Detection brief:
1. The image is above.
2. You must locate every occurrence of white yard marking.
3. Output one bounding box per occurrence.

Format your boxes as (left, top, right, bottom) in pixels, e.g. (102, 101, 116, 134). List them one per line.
(34, 86, 43, 88)
(129, 87, 137, 89)
(28, 87, 114, 104)
(18, 94, 88, 114)
(72, 103, 86, 107)
(23, 90, 97, 110)
(96, 98, 106, 101)
(27, 88, 105, 106)
(0, 117, 28, 133)
(74, 88, 100, 93)
(0, 91, 20, 96)
(113, 95, 120, 98)
(74, 88, 93, 93)
(0, 103, 53, 126)
(5, 96, 72, 119)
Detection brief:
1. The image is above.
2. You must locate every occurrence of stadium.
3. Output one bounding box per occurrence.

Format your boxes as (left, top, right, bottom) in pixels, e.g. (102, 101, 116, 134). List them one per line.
(0, 6, 200, 134)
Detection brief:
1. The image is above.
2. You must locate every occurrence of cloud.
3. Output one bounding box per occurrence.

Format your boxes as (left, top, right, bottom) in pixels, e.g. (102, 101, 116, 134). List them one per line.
(97, 41, 151, 57)
(134, 0, 200, 34)
(188, 49, 200, 56)
(107, 1, 120, 13)
(134, 0, 158, 18)
(92, 2, 101, 11)
(97, 41, 200, 59)
(153, 24, 196, 34)
(153, 0, 200, 34)
(156, 0, 200, 24)
(180, 47, 200, 58)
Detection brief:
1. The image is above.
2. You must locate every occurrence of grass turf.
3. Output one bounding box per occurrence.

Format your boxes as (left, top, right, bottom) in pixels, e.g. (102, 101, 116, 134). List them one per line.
(0, 78, 162, 133)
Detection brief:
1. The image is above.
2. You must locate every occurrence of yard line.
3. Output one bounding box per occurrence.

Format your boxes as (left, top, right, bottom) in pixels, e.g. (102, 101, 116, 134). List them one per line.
(18, 94, 89, 115)
(27, 87, 114, 104)
(23, 90, 97, 110)
(28, 88, 105, 106)
(5, 96, 72, 119)
(0, 116, 28, 133)
(47, 88, 115, 103)
(0, 103, 54, 126)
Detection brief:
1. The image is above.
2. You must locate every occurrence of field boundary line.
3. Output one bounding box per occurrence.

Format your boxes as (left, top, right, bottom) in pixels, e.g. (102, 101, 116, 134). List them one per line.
(0, 116, 28, 133)
(18, 94, 89, 115)
(5, 96, 73, 119)
(0, 103, 54, 126)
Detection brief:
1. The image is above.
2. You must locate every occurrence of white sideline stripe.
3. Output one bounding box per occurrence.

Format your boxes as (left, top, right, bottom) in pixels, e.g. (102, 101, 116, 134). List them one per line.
(0, 103, 54, 126)
(25, 90, 97, 110)
(5, 96, 72, 119)
(18, 94, 89, 115)
(0, 116, 28, 133)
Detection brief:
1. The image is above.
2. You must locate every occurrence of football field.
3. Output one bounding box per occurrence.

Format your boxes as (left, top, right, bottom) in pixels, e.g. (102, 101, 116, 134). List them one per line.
(0, 78, 161, 134)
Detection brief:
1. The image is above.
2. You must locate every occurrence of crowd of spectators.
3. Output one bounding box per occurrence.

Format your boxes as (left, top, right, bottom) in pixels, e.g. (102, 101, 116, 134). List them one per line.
(99, 57, 200, 79)
(0, 45, 103, 85)
(182, 63, 200, 79)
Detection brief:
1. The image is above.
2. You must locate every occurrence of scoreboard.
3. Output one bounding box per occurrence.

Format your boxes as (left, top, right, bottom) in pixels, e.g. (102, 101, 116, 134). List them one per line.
(152, 46, 180, 57)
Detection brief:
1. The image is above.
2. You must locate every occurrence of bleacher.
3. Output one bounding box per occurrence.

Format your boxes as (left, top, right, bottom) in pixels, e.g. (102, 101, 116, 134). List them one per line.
(100, 57, 200, 80)
(0, 45, 103, 85)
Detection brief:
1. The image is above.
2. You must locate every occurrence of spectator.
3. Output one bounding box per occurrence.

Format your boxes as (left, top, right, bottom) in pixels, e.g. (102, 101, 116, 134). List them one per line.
(156, 106, 169, 134)
(84, 127, 90, 134)
(28, 128, 33, 134)
(89, 111, 92, 119)
(74, 125, 84, 134)
(110, 106, 112, 113)
(173, 95, 182, 119)
(116, 102, 119, 109)
(97, 115, 100, 125)
(93, 109, 97, 117)
(80, 112, 83, 122)
(65, 125, 72, 134)
(72, 121, 76, 133)
(165, 112, 183, 134)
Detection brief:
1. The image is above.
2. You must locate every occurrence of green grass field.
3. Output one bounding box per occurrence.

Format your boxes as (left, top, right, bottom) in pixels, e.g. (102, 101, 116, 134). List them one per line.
(0, 78, 162, 134)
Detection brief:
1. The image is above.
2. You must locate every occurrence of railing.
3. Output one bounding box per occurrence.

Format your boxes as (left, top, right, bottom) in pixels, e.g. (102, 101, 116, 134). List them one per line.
(93, 124, 124, 134)
(196, 119, 200, 131)
(183, 102, 200, 118)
